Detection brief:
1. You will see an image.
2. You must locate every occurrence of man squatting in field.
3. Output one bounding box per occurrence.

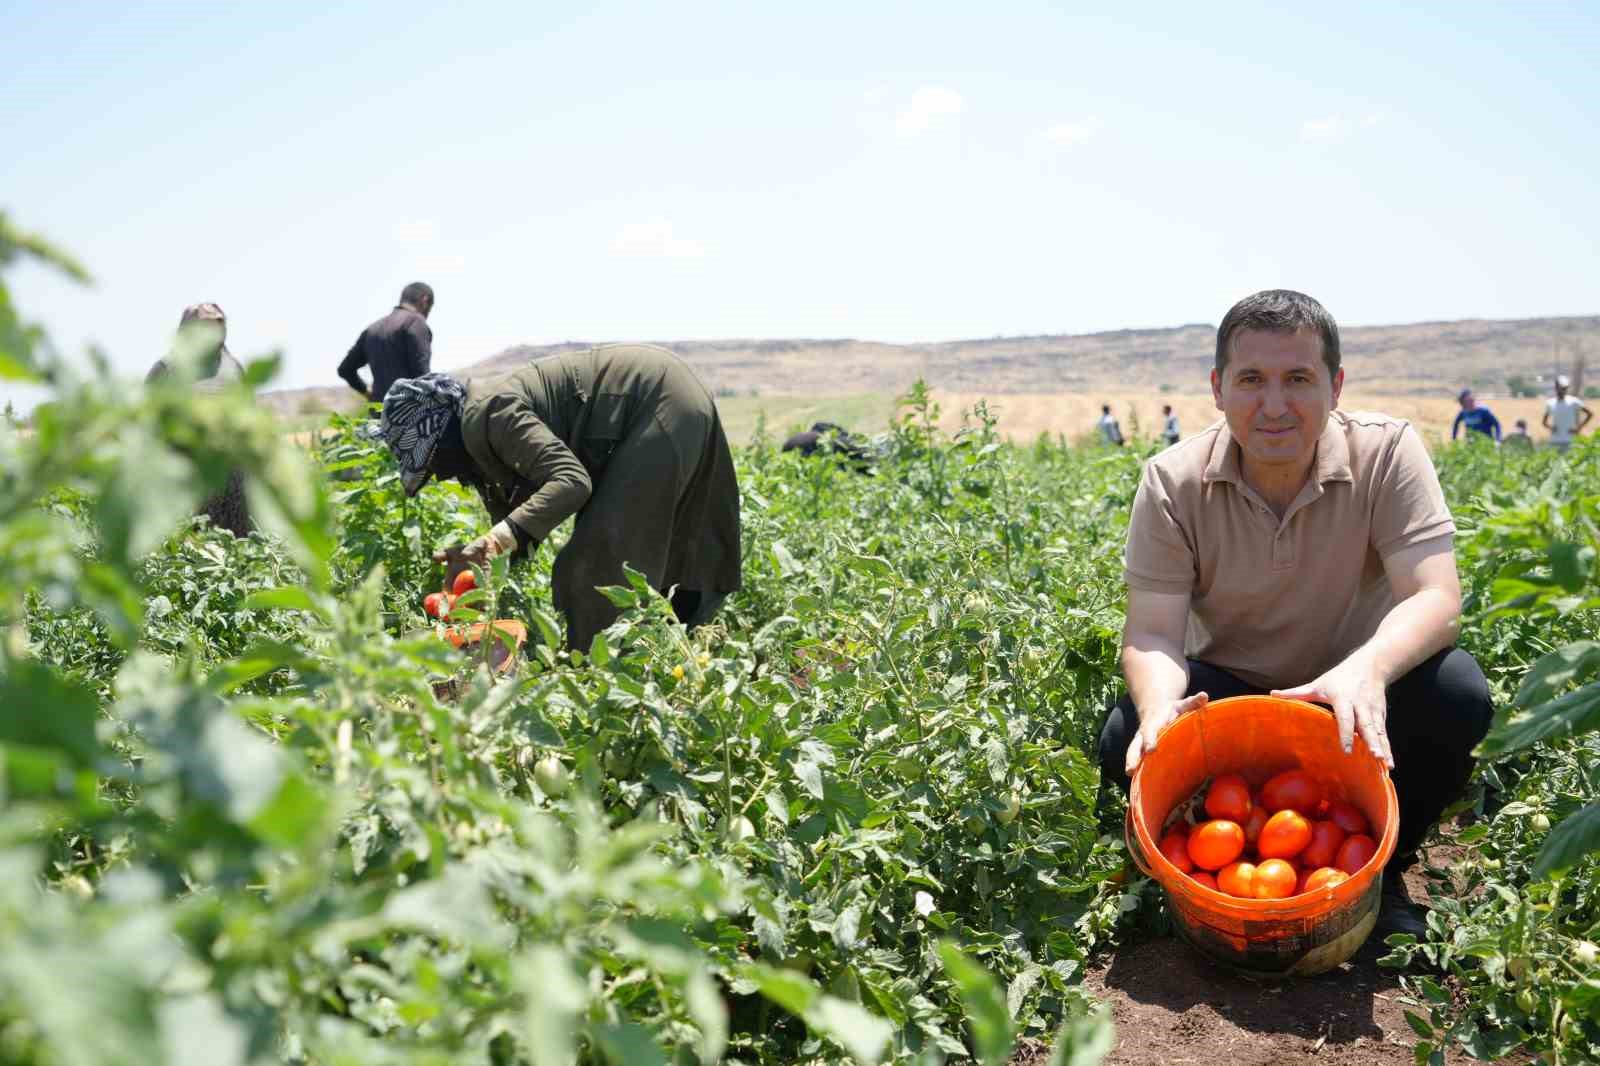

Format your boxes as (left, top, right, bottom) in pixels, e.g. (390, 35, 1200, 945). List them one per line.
(145, 303, 252, 537)
(376, 344, 742, 650)
(338, 281, 435, 405)
(1097, 289, 1493, 939)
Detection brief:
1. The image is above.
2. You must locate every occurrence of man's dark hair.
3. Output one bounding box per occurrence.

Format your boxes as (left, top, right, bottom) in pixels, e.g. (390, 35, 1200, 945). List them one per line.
(400, 281, 434, 307)
(1162, 403, 1172, 413)
(1101, 403, 1111, 414)
(1215, 289, 1340, 378)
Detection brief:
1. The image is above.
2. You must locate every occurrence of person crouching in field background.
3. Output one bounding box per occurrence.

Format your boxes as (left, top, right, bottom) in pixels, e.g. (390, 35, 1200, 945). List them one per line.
(375, 344, 742, 650)
(145, 303, 252, 537)
(1096, 288, 1493, 939)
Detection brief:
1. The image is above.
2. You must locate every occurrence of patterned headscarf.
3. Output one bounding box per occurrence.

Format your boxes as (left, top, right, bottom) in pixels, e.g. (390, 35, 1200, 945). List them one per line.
(377, 373, 468, 496)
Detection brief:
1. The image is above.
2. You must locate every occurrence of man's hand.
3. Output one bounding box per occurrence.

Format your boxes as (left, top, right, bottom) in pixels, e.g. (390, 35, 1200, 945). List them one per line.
(1272, 655, 1395, 768)
(432, 524, 518, 588)
(1125, 691, 1210, 775)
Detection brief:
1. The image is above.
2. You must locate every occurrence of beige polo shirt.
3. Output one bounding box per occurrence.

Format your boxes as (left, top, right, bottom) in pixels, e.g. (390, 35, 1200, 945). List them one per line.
(1124, 410, 1455, 689)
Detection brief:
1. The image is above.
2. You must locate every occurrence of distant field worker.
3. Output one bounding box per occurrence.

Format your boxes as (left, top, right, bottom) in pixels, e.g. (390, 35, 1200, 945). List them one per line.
(376, 344, 742, 649)
(145, 303, 252, 537)
(338, 282, 434, 404)
(783, 421, 873, 472)
(1097, 288, 1492, 939)
(1161, 404, 1181, 446)
(1097, 404, 1125, 446)
(1450, 388, 1501, 443)
(1543, 374, 1593, 453)
(1503, 419, 1534, 450)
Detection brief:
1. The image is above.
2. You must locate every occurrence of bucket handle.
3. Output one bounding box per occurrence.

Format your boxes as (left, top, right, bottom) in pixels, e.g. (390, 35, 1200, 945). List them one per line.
(1124, 806, 1155, 878)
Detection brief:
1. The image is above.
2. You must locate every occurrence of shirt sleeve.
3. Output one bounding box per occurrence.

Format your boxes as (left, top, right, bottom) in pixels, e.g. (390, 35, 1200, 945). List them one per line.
(1487, 410, 1502, 441)
(1371, 423, 1455, 558)
(1124, 459, 1197, 594)
(482, 397, 593, 542)
(1450, 411, 1463, 440)
(337, 335, 369, 394)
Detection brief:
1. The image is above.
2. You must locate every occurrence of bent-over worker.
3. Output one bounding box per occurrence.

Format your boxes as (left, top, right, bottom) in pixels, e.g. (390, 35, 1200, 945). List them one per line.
(1096, 289, 1492, 939)
(376, 343, 742, 649)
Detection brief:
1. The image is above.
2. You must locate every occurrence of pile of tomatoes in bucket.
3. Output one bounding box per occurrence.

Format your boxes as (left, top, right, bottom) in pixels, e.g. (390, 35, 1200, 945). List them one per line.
(423, 570, 477, 620)
(1159, 769, 1379, 899)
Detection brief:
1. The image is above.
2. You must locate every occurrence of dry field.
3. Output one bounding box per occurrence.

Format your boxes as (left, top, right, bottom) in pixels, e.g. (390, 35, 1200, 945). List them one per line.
(714, 389, 1577, 449)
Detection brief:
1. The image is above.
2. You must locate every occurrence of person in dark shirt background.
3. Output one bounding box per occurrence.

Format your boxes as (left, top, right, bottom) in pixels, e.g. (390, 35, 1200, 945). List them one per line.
(1451, 388, 1501, 443)
(338, 282, 434, 404)
(782, 421, 874, 473)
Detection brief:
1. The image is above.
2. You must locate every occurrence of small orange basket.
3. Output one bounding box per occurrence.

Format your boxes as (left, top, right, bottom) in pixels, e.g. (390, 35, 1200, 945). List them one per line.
(1125, 694, 1399, 976)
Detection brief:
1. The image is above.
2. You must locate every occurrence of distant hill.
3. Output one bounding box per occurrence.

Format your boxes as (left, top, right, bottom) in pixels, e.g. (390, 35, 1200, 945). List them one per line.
(259, 314, 1598, 416)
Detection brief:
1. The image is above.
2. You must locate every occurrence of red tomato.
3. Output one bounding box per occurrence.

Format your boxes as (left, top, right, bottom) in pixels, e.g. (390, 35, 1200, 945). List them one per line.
(1190, 870, 1219, 891)
(1260, 769, 1322, 815)
(1187, 820, 1246, 871)
(1325, 800, 1370, 837)
(423, 592, 450, 619)
(1303, 867, 1350, 893)
(1217, 861, 1257, 898)
(1159, 830, 1194, 873)
(1257, 810, 1313, 860)
(1243, 806, 1269, 849)
(1299, 820, 1348, 869)
(1335, 834, 1378, 874)
(1253, 858, 1298, 899)
(1205, 774, 1254, 822)
(451, 569, 477, 597)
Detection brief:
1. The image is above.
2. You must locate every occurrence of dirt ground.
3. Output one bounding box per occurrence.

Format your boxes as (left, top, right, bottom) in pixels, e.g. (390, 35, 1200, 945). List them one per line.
(1044, 847, 1535, 1066)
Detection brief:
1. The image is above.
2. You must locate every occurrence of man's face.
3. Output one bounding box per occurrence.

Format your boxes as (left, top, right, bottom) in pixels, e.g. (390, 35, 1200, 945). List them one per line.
(1556, 383, 1568, 400)
(1460, 392, 1476, 410)
(1211, 328, 1342, 472)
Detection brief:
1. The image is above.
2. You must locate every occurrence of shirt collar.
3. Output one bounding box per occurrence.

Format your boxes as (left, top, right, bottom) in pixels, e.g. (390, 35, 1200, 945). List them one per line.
(1203, 412, 1354, 486)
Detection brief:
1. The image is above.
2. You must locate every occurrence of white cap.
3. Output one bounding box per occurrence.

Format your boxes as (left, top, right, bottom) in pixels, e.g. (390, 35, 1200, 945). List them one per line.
(1556, 374, 1571, 388)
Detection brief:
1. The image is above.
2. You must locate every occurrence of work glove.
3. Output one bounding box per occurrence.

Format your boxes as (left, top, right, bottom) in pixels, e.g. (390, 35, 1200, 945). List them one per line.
(434, 522, 518, 585)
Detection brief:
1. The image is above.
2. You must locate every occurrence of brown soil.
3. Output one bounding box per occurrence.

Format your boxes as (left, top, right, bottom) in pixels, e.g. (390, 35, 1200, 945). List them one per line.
(1060, 850, 1534, 1066)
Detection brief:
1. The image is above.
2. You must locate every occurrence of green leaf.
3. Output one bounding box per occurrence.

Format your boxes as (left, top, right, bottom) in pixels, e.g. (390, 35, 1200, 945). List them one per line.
(240, 353, 281, 388)
(1478, 681, 1600, 757)
(240, 586, 323, 614)
(0, 659, 101, 766)
(94, 430, 197, 567)
(247, 772, 328, 850)
(160, 994, 249, 1066)
(1047, 1006, 1115, 1066)
(206, 641, 317, 693)
(591, 1022, 670, 1066)
(937, 940, 1016, 1066)
(1403, 1010, 1435, 1039)
(741, 964, 892, 1065)
(1516, 642, 1600, 708)
(520, 946, 587, 1066)
(0, 349, 38, 381)
(1532, 800, 1600, 879)
(1549, 540, 1594, 593)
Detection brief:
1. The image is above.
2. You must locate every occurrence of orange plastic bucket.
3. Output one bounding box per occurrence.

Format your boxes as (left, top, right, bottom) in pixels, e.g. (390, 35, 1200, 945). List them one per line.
(1124, 695, 1399, 976)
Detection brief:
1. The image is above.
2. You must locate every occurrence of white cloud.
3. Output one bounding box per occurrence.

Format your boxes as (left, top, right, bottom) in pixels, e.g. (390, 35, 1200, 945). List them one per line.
(1043, 118, 1101, 146)
(612, 221, 705, 259)
(895, 86, 964, 136)
(1299, 113, 1383, 144)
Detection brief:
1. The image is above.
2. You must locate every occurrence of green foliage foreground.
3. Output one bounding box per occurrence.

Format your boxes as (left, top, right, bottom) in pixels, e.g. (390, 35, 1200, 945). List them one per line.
(2, 229, 1598, 1065)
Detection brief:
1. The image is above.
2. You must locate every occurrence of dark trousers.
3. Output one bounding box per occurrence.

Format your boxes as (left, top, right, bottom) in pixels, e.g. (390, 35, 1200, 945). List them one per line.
(1096, 648, 1493, 864)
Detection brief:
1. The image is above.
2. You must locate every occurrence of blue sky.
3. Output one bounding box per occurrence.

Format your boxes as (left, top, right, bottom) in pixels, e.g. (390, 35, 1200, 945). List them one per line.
(3, 1, 1596, 394)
